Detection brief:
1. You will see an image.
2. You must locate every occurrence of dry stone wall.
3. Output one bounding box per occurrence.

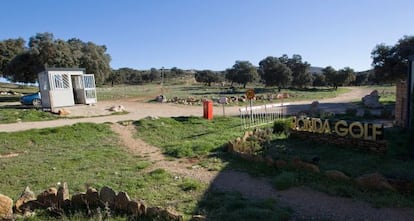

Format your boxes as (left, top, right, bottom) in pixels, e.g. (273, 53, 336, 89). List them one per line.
(0, 184, 197, 221)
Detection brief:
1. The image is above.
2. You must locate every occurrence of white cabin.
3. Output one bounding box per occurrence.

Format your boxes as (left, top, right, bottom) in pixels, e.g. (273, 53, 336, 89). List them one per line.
(38, 68, 97, 110)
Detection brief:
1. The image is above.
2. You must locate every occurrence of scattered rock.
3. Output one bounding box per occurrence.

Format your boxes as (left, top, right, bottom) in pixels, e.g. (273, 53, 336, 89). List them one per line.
(309, 101, 320, 116)
(292, 157, 320, 173)
(355, 172, 394, 191)
(57, 109, 71, 116)
(109, 105, 126, 112)
(362, 90, 383, 108)
(14, 186, 36, 213)
(147, 207, 183, 221)
(146, 115, 159, 120)
(275, 159, 288, 169)
(190, 215, 207, 221)
(324, 170, 350, 181)
(100, 186, 116, 209)
(115, 191, 130, 212)
(156, 95, 167, 103)
(0, 194, 13, 219)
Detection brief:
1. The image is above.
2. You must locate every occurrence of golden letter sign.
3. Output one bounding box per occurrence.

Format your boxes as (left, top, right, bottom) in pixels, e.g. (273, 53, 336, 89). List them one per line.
(291, 117, 383, 141)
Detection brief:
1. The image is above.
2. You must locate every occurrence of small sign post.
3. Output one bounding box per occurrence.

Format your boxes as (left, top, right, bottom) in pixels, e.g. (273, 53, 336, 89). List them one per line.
(219, 96, 228, 116)
(246, 89, 255, 121)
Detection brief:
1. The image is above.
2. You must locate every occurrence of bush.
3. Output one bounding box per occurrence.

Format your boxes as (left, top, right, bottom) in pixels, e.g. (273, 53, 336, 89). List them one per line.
(272, 171, 299, 190)
(179, 178, 201, 191)
(273, 119, 292, 135)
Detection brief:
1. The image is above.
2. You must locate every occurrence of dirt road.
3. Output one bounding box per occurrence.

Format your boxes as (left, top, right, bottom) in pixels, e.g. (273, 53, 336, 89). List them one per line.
(0, 87, 372, 132)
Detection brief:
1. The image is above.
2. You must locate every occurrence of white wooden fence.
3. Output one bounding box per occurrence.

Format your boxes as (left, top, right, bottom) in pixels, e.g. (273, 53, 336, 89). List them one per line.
(239, 103, 289, 129)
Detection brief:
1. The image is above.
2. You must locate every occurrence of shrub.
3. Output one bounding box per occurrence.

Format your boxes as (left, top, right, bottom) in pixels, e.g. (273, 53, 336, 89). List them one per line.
(179, 178, 201, 191)
(273, 119, 292, 135)
(272, 171, 299, 190)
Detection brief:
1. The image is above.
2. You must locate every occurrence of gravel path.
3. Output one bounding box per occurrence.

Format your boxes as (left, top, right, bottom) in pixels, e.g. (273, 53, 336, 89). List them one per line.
(0, 87, 372, 132)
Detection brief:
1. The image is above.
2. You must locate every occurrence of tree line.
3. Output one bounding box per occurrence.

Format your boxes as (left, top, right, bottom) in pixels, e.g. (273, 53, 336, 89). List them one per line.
(195, 55, 357, 89)
(0, 33, 413, 88)
(195, 35, 414, 89)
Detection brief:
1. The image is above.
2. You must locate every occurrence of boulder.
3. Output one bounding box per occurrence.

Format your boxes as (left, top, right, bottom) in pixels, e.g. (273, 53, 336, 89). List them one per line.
(324, 170, 350, 181)
(355, 172, 394, 191)
(242, 131, 253, 142)
(37, 187, 58, 208)
(292, 157, 320, 173)
(362, 90, 383, 108)
(146, 206, 163, 219)
(160, 208, 183, 221)
(190, 215, 207, 221)
(147, 207, 183, 221)
(85, 187, 100, 208)
(115, 191, 130, 212)
(14, 186, 36, 213)
(109, 105, 126, 112)
(127, 200, 146, 217)
(309, 101, 320, 116)
(71, 193, 86, 210)
(0, 194, 13, 219)
(156, 95, 167, 103)
(100, 186, 116, 209)
(57, 182, 70, 209)
(57, 109, 71, 116)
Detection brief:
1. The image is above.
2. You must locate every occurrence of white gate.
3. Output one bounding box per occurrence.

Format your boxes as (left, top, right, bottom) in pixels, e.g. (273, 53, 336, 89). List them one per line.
(239, 103, 289, 129)
(83, 74, 97, 104)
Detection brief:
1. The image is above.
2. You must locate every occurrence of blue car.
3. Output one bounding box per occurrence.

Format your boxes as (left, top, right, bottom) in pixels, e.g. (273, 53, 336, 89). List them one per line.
(20, 92, 42, 106)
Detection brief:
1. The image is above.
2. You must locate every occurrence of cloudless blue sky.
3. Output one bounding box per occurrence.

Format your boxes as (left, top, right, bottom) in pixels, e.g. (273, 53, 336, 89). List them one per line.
(1, 0, 413, 71)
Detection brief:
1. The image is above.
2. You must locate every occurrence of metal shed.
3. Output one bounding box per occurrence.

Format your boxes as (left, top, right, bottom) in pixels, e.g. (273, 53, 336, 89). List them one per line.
(38, 68, 97, 110)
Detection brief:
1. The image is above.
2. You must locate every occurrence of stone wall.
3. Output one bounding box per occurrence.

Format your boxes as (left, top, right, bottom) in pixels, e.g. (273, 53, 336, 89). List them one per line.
(0, 184, 205, 221)
(395, 80, 408, 127)
(290, 130, 387, 153)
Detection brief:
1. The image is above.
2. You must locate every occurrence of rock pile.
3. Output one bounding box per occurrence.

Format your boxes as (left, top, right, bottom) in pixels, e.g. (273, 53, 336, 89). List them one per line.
(3, 183, 184, 221)
(156, 93, 290, 105)
(362, 90, 383, 108)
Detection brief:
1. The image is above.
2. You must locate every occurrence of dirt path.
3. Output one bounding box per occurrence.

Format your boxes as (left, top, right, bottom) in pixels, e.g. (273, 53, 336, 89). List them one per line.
(110, 123, 217, 183)
(110, 122, 414, 221)
(0, 87, 373, 132)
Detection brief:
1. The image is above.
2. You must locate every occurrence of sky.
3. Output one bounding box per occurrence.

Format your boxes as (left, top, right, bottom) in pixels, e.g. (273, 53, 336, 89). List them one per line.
(1, 0, 413, 72)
